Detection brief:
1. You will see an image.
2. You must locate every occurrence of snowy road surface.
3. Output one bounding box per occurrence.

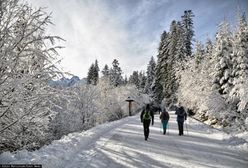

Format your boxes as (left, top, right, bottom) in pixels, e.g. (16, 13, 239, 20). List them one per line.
(0, 112, 248, 168)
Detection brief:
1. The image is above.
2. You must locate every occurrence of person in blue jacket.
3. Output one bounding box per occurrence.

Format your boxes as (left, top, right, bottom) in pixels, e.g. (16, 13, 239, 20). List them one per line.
(175, 104, 187, 136)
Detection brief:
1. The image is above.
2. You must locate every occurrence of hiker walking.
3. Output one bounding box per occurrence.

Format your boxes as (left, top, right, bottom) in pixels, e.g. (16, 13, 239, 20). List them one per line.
(160, 107, 170, 135)
(175, 104, 187, 136)
(140, 104, 154, 141)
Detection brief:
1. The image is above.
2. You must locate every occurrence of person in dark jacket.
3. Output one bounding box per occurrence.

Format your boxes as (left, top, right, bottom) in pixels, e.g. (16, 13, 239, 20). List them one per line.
(175, 105, 187, 136)
(160, 107, 170, 135)
(140, 104, 154, 141)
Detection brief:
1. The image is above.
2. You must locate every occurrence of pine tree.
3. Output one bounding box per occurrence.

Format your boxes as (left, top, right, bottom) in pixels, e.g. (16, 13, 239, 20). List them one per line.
(194, 41, 205, 67)
(152, 70, 164, 105)
(129, 71, 139, 88)
(181, 10, 195, 57)
(123, 75, 128, 85)
(86, 60, 99, 85)
(138, 71, 146, 91)
(152, 31, 168, 104)
(144, 56, 156, 94)
(231, 13, 248, 114)
(109, 59, 123, 87)
(87, 64, 95, 85)
(205, 39, 214, 58)
(212, 20, 233, 97)
(162, 20, 180, 105)
(175, 21, 186, 65)
(153, 11, 195, 106)
(92, 59, 99, 85)
(199, 38, 214, 77)
(102, 64, 110, 78)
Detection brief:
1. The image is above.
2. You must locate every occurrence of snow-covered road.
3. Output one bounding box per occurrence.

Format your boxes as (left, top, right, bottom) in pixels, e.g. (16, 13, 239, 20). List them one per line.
(1, 112, 248, 168)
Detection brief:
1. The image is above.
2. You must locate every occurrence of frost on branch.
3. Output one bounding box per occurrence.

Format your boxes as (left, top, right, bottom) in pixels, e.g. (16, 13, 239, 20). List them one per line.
(0, 0, 63, 152)
(49, 78, 147, 140)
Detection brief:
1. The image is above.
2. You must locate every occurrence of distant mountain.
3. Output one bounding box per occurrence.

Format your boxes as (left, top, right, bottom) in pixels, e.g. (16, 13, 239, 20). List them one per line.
(49, 76, 86, 87)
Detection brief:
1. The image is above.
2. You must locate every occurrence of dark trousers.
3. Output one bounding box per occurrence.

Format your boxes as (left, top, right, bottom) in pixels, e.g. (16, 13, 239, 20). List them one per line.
(178, 121, 184, 135)
(143, 119, 151, 139)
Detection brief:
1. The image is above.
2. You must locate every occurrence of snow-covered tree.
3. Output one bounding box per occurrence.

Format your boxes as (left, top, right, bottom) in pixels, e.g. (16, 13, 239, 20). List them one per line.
(212, 20, 233, 97)
(129, 71, 139, 87)
(176, 11, 248, 131)
(86, 60, 99, 85)
(205, 39, 214, 58)
(102, 64, 110, 78)
(87, 63, 95, 85)
(0, 0, 63, 151)
(109, 59, 123, 87)
(144, 56, 156, 94)
(93, 59, 99, 84)
(50, 78, 148, 139)
(152, 31, 168, 104)
(123, 75, 128, 85)
(175, 21, 187, 65)
(162, 20, 181, 106)
(181, 10, 195, 57)
(138, 71, 146, 91)
(194, 41, 205, 68)
(229, 13, 248, 129)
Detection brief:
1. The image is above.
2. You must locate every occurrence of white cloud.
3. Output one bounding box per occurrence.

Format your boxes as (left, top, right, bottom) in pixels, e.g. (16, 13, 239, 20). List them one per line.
(27, 0, 247, 78)
(27, 0, 159, 78)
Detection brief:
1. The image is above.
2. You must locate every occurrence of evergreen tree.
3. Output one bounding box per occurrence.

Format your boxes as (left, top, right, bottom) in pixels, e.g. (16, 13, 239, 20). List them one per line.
(194, 41, 205, 67)
(87, 64, 95, 85)
(102, 64, 110, 78)
(144, 56, 156, 94)
(94, 59, 100, 72)
(162, 20, 180, 105)
(87, 60, 99, 85)
(200, 39, 214, 72)
(123, 75, 128, 85)
(152, 70, 164, 105)
(129, 71, 139, 87)
(92, 59, 99, 85)
(231, 13, 248, 114)
(152, 10, 195, 106)
(205, 39, 214, 58)
(152, 31, 168, 104)
(109, 59, 123, 87)
(212, 20, 233, 96)
(181, 10, 195, 57)
(138, 71, 146, 91)
(175, 21, 187, 65)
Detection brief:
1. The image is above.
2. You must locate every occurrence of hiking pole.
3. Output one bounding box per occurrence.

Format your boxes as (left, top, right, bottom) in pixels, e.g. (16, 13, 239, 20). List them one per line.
(160, 122, 162, 133)
(185, 121, 189, 135)
(167, 122, 169, 135)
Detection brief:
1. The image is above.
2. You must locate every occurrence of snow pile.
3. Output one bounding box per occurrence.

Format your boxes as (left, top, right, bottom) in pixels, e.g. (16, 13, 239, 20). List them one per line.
(223, 132, 248, 151)
(0, 116, 131, 167)
(1, 113, 248, 168)
(187, 117, 248, 152)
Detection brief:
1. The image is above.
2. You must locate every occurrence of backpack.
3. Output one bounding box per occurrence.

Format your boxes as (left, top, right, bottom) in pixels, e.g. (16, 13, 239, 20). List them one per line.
(161, 111, 169, 120)
(143, 110, 151, 120)
(177, 107, 185, 118)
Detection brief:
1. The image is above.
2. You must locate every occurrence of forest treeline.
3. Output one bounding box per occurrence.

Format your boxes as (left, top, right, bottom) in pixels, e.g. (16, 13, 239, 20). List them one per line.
(87, 9, 248, 132)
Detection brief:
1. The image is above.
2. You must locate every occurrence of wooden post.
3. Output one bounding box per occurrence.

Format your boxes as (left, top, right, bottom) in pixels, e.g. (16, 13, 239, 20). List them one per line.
(125, 97, 134, 116)
(128, 102, 132, 116)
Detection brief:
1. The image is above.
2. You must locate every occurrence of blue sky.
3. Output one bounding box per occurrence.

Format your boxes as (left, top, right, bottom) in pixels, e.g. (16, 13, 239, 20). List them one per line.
(28, 0, 248, 78)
